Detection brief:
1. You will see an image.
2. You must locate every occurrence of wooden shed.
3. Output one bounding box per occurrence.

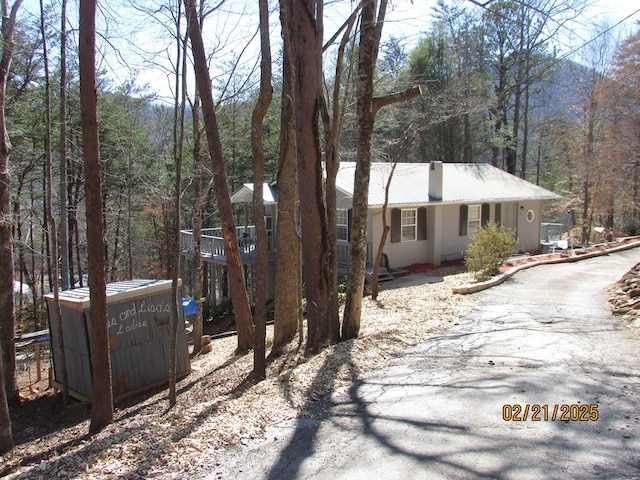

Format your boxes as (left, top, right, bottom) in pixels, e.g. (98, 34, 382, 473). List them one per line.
(45, 279, 191, 402)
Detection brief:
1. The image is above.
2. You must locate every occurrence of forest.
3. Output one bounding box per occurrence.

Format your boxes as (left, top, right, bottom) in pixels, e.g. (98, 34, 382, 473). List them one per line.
(1, 0, 640, 453)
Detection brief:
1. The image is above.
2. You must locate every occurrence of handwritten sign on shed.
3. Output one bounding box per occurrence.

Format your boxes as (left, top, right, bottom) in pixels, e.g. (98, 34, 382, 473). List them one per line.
(46, 279, 191, 402)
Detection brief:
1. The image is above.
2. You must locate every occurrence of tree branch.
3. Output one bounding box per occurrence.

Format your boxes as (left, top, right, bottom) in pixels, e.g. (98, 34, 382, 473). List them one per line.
(372, 85, 422, 118)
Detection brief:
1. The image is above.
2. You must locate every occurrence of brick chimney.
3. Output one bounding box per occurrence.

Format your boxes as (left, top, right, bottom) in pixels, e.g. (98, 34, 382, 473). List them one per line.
(429, 161, 443, 201)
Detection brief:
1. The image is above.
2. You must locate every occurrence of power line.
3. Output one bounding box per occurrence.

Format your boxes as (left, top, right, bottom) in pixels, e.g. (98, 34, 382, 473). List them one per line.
(556, 8, 640, 63)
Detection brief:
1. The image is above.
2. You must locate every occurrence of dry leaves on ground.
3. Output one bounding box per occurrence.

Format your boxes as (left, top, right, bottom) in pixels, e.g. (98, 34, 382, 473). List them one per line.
(4, 268, 478, 479)
(609, 260, 640, 333)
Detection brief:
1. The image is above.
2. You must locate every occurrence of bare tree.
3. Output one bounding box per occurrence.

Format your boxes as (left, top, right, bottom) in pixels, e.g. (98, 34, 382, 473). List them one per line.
(59, 0, 70, 291)
(320, 5, 359, 344)
(184, 0, 255, 352)
(0, 0, 22, 408)
(79, 0, 114, 434)
(191, 91, 204, 355)
(252, 0, 272, 380)
(342, 0, 420, 339)
(273, 0, 301, 350)
(291, 0, 330, 353)
(40, 0, 69, 407)
(168, 0, 188, 407)
(342, 0, 385, 340)
(573, 20, 617, 244)
(370, 162, 396, 301)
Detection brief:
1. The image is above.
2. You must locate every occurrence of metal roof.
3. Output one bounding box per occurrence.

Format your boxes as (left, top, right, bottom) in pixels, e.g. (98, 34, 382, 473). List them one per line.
(336, 162, 560, 207)
(230, 183, 278, 205)
(44, 279, 175, 312)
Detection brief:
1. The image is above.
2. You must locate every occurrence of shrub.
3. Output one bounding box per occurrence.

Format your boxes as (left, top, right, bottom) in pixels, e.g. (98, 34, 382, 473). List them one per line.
(465, 222, 517, 282)
(623, 218, 640, 237)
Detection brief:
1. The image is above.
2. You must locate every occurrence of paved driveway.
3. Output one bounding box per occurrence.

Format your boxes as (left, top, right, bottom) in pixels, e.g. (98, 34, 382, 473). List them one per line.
(209, 249, 640, 480)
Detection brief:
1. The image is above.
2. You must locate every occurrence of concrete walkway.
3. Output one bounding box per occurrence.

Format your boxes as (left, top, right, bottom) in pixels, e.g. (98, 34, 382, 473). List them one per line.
(205, 248, 640, 480)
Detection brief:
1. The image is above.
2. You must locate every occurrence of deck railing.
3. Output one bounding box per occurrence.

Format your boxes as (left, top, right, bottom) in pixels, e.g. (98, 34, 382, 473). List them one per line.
(181, 228, 359, 267)
(181, 227, 275, 259)
(337, 240, 350, 269)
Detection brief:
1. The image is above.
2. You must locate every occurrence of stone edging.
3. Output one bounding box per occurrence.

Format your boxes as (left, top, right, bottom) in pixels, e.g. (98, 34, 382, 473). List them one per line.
(452, 239, 640, 295)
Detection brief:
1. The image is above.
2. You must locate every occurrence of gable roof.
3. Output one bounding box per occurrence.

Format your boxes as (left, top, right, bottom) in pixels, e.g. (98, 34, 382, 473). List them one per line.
(335, 162, 560, 207)
(230, 182, 278, 205)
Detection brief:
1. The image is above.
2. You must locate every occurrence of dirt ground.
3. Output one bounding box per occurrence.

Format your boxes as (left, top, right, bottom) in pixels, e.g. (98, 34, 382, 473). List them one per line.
(3, 240, 638, 479)
(2, 264, 478, 479)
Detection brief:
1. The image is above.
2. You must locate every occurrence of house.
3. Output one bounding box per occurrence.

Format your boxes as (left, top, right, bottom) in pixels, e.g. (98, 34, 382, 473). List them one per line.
(180, 161, 560, 299)
(334, 161, 561, 268)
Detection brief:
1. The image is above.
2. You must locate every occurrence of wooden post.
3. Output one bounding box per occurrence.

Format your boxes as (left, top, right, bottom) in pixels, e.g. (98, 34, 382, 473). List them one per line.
(35, 342, 42, 382)
(212, 263, 217, 307)
(179, 254, 186, 294)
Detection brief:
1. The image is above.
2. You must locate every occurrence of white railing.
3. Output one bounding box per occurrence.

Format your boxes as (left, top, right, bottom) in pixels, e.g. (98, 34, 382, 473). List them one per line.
(181, 229, 353, 266)
(181, 227, 275, 258)
(338, 240, 351, 268)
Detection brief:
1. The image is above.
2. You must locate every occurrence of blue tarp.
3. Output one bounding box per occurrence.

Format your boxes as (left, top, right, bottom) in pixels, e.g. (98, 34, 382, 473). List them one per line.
(182, 298, 199, 316)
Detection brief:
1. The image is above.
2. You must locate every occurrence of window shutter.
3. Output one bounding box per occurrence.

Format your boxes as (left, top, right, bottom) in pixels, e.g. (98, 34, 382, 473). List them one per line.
(391, 208, 401, 243)
(417, 207, 427, 240)
(482, 203, 490, 226)
(459, 205, 468, 236)
(347, 209, 352, 241)
(495, 203, 502, 225)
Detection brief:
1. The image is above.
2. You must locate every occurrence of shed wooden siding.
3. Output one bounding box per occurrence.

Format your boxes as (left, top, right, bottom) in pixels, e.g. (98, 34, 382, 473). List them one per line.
(49, 306, 93, 399)
(46, 279, 190, 402)
(105, 291, 190, 396)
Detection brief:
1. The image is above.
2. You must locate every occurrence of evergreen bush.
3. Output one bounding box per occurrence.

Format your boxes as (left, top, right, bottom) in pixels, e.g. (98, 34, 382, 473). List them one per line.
(465, 222, 517, 282)
(623, 218, 640, 237)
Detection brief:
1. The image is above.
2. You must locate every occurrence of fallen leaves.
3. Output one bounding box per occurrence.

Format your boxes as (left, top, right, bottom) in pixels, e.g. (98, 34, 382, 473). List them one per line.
(5, 267, 477, 479)
(609, 261, 640, 331)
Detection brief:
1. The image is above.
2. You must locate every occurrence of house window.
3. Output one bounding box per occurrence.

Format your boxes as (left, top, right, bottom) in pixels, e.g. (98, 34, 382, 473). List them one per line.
(391, 207, 426, 243)
(337, 209, 349, 241)
(401, 209, 417, 242)
(525, 209, 535, 223)
(468, 205, 481, 236)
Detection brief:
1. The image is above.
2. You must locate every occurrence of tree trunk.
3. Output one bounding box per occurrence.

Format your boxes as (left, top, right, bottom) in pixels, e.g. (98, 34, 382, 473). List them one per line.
(321, 5, 359, 345)
(59, 0, 70, 291)
(0, 0, 23, 408)
(184, 0, 254, 352)
(79, 0, 113, 434)
(0, 343, 10, 452)
(191, 90, 203, 356)
(169, 1, 187, 407)
(292, 0, 329, 353)
(41, 0, 69, 407)
(273, 0, 300, 350)
(371, 162, 396, 300)
(342, 0, 387, 340)
(252, 0, 272, 380)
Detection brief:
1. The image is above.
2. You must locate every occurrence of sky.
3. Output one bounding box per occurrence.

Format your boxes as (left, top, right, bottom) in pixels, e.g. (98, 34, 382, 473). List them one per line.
(16, 0, 640, 102)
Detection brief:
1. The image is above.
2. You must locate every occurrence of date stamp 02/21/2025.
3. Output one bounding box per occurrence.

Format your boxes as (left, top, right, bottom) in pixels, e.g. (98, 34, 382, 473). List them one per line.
(502, 404, 599, 422)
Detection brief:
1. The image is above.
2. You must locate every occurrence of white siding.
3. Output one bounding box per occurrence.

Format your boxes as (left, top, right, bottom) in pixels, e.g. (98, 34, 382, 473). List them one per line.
(368, 207, 428, 268)
(517, 200, 542, 252)
(440, 204, 469, 261)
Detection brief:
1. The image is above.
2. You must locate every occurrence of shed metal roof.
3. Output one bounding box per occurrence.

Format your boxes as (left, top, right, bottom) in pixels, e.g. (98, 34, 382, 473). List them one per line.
(45, 279, 175, 312)
(335, 162, 560, 207)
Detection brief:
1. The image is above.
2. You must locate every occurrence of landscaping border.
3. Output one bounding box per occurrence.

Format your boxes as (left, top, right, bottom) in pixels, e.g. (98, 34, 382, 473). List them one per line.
(452, 237, 640, 295)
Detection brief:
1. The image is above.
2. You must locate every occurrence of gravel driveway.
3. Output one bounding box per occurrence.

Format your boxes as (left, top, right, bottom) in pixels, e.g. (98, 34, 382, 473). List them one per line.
(212, 248, 640, 480)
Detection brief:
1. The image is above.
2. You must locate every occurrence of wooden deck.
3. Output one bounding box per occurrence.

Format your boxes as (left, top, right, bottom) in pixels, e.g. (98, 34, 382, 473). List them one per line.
(181, 228, 353, 272)
(180, 228, 273, 264)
